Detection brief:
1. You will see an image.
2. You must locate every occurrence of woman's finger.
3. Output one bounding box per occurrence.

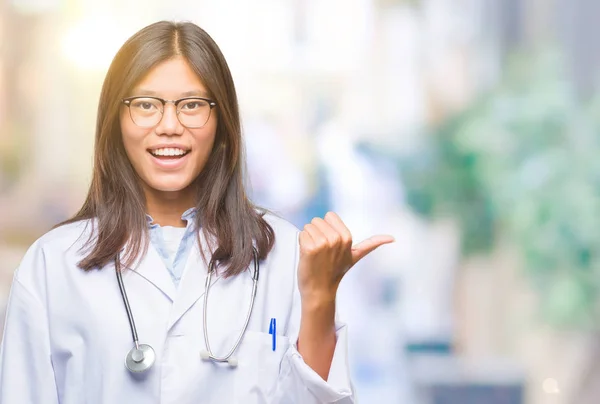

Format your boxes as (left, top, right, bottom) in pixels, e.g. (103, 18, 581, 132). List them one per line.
(350, 235, 395, 265)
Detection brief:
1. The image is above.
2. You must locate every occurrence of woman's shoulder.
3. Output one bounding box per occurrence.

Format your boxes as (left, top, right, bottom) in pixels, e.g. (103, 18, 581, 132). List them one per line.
(36, 218, 96, 253)
(261, 211, 300, 240)
(17, 219, 95, 271)
(259, 211, 302, 268)
(11, 219, 95, 299)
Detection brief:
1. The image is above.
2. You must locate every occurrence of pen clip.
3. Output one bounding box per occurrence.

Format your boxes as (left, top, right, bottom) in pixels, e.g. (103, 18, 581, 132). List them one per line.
(269, 318, 276, 351)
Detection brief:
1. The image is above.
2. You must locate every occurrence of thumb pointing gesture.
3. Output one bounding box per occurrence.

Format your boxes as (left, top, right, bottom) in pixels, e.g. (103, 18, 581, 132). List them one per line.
(298, 212, 395, 302)
(351, 235, 395, 265)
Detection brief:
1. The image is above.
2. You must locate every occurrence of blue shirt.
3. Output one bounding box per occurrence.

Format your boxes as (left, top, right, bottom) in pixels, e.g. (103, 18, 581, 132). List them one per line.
(146, 208, 197, 287)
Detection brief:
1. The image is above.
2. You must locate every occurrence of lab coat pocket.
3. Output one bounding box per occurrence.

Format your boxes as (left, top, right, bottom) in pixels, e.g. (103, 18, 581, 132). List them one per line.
(234, 330, 290, 403)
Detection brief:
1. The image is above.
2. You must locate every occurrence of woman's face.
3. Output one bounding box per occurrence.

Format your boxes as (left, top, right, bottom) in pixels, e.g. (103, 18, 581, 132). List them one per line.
(120, 56, 218, 196)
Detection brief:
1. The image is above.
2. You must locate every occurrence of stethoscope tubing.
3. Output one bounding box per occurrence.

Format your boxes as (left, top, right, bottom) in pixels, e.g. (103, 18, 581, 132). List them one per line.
(115, 246, 260, 371)
(115, 257, 140, 349)
(202, 248, 259, 362)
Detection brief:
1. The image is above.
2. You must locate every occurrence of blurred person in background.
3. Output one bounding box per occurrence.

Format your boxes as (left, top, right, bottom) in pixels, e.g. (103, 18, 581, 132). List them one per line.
(0, 21, 394, 404)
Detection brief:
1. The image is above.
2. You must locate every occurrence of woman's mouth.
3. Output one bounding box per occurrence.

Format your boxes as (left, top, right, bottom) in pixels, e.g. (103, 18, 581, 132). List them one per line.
(148, 147, 190, 160)
(147, 147, 191, 170)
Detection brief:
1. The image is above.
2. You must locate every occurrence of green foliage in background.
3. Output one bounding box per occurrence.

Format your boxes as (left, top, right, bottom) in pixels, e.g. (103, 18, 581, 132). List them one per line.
(401, 51, 600, 329)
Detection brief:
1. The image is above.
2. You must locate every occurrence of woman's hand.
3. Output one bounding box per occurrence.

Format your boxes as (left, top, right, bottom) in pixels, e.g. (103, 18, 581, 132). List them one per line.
(298, 211, 395, 306)
(296, 211, 394, 380)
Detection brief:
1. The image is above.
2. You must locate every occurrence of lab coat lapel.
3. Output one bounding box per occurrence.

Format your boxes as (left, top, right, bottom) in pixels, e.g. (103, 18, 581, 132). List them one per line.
(127, 241, 177, 302)
(166, 236, 216, 331)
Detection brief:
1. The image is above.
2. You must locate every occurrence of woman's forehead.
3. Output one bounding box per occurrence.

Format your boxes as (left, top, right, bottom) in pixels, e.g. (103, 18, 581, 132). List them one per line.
(132, 57, 209, 98)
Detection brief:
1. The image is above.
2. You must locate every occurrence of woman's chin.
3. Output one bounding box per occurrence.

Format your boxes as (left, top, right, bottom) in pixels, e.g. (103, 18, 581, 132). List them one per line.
(145, 179, 195, 194)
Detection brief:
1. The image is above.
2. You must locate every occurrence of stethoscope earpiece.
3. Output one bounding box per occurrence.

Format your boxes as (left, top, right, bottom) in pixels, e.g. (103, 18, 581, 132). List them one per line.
(199, 349, 239, 368)
(227, 356, 239, 368)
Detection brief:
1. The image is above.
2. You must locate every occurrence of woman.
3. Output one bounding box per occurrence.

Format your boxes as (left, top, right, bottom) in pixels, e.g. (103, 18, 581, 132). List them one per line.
(0, 21, 393, 403)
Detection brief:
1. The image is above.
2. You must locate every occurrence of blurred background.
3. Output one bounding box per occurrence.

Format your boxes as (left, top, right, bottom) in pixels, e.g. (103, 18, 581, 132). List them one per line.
(0, 0, 598, 403)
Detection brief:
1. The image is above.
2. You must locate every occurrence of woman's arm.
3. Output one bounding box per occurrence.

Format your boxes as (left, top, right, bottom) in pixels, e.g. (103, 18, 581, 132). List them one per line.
(272, 276, 354, 404)
(297, 297, 336, 381)
(0, 247, 59, 404)
(296, 212, 393, 382)
(272, 212, 393, 403)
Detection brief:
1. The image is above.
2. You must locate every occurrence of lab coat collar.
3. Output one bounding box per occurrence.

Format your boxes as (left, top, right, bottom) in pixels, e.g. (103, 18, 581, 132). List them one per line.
(122, 224, 219, 330)
(145, 207, 197, 229)
(124, 239, 178, 302)
(122, 207, 198, 302)
(166, 231, 217, 331)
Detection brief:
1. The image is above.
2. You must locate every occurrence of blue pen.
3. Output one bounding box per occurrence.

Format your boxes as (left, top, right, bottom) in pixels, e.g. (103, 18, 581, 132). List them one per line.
(269, 318, 276, 351)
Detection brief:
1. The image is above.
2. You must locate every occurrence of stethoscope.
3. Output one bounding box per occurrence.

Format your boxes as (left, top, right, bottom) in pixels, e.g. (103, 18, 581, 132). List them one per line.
(115, 248, 260, 373)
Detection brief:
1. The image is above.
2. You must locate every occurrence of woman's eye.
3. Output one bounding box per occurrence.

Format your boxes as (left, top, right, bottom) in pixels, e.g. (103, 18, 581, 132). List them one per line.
(131, 99, 158, 110)
(136, 102, 154, 110)
(182, 100, 207, 110)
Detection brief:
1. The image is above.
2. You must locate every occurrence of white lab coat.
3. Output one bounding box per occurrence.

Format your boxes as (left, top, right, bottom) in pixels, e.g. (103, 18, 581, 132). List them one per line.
(0, 214, 355, 403)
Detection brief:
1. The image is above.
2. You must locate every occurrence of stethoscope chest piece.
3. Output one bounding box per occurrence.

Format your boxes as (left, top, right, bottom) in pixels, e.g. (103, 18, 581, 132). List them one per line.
(125, 344, 156, 373)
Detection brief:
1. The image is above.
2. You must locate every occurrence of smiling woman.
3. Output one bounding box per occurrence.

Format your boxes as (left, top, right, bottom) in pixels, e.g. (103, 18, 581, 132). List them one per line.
(120, 57, 219, 201)
(0, 20, 392, 404)
(59, 22, 263, 275)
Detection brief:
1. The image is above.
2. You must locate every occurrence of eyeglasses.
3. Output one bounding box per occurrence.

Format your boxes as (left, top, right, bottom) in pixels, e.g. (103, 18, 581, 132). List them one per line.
(122, 96, 217, 128)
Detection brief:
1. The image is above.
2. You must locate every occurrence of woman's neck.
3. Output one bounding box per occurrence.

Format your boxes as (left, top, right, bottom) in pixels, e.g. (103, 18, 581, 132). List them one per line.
(144, 187, 195, 228)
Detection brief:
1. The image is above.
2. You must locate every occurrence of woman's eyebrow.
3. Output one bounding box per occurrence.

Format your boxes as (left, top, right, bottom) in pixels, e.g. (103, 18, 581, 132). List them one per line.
(180, 90, 210, 97)
(131, 89, 210, 98)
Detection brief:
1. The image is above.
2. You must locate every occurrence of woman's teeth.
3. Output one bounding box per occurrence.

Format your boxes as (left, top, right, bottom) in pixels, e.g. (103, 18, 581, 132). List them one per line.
(150, 148, 188, 157)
